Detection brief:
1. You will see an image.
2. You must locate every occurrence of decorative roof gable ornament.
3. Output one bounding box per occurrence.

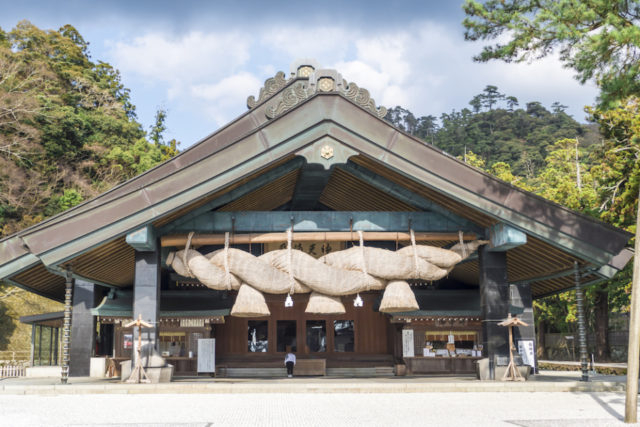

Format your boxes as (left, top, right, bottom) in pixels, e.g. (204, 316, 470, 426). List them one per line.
(246, 71, 291, 109)
(248, 60, 387, 120)
(246, 59, 319, 109)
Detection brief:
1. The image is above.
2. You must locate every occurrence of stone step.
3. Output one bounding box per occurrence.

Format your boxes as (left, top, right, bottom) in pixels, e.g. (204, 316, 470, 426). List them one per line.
(218, 366, 395, 377)
(220, 367, 285, 377)
(326, 367, 394, 377)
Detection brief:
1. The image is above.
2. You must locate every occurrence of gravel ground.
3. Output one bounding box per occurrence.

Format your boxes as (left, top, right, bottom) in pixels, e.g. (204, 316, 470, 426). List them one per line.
(0, 391, 632, 427)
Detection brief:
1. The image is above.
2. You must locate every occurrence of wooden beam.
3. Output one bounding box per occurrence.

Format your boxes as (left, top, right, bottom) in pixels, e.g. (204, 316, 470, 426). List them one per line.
(169, 211, 480, 234)
(161, 231, 477, 247)
(126, 224, 157, 251)
(488, 223, 527, 251)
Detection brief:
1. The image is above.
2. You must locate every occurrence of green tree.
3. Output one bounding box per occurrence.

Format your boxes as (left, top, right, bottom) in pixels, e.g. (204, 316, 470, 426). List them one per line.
(463, 0, 640, 107)
(506, 96, 519, 112)
(0, 21, 181, 236)
(533, 138, 598, 214)
(589, 98, 640, 231)
(0, 20, 182, 352)
(149, 108, 181, 162)
(480, 85, 504, 111)
(384, 106, 419, 135)
(469, 95, 483, 113)
(150, 108, 167, 146)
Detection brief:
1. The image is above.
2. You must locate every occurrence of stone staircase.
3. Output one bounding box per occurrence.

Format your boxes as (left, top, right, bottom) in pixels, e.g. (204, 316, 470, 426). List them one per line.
(218, 366, 395, 377)
(327, 366, 394, 377)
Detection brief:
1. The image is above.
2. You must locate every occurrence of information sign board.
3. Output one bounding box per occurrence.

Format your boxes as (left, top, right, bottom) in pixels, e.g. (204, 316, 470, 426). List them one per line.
(517, 339, 535, 367)
(402, 329, 415, 358)
(197, 339, 215, 373)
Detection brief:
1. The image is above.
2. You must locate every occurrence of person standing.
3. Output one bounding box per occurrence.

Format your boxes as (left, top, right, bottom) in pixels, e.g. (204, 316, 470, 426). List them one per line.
(284, 347, 296, 378)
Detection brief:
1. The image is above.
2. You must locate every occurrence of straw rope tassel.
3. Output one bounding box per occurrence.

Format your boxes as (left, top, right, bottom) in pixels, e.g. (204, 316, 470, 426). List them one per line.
(410, 229, 419, 278)
(358, 230, 369, 292)
(182, 231, 195, 277)
(224, 231, 232, 290)
(458, 230, 467, 259)
(287, 229, 295, 295)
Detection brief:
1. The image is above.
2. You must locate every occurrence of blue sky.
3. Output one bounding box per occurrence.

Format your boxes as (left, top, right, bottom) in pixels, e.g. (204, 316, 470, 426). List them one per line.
(1, 1, 599, 149)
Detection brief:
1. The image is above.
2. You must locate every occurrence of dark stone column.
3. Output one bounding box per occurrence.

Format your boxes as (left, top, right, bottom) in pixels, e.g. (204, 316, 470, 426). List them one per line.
(478, 247, 510, 369)
(511, 283, 537, 372)
(133, 250, 161, 362)
(69, 279, 97, 376)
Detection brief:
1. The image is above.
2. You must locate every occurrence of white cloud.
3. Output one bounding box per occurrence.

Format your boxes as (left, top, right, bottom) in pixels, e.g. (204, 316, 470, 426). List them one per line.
(109, 31, 251, 84)
(107, 31, 259, 125)
(324, 22, 597, 119)
(191, 72, 262, 125)
(101, 19, 599, 148)
(259, 26, 353, 64)
(329, 23, 455, 113)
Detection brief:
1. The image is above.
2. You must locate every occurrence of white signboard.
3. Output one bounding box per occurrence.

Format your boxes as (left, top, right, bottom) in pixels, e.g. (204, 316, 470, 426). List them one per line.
(197, 339, 215, 373)
(517, 340, 535, 367)
(402, 329, 415, 358)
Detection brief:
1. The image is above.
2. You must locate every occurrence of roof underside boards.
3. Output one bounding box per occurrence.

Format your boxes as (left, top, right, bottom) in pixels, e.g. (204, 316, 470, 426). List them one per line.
(153, 155, 299, 228)
(319, 167, 418, 211)
(10, 262, 65, 301)
(216, 168, 300, 212)
(71, 237, 134, 287)
(0, 90, 632, 300)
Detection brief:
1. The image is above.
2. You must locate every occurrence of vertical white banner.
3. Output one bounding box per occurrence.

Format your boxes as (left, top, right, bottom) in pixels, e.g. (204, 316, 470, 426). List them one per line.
(197, 338, 215, 373)
(402, 329, 415, 358)
(517, 340, 535, 367)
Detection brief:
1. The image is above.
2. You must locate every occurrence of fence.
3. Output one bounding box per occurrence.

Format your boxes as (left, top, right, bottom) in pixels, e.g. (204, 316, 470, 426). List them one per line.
(0, 351, 30, 378)
(542, 331, 630, 362)
(0, 364, 26, 377)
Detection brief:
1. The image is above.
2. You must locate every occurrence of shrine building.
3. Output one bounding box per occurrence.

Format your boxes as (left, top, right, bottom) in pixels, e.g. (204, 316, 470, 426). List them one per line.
(0, 60, 633, 380)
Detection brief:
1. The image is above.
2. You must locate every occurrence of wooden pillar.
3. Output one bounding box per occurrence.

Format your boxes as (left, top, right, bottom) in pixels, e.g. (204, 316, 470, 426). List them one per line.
(133, 250, 161, 364)
(69, 279, 98, 376)
(478, 246, 509, 379)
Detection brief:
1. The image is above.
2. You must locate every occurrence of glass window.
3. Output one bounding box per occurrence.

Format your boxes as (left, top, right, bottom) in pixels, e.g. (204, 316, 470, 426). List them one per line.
(32, 325, 60, 366)
(306, 320, 326, 352)
(334, 320, 354, 352)
(277, 320, 297, 352)
(248, 321, 268, 352)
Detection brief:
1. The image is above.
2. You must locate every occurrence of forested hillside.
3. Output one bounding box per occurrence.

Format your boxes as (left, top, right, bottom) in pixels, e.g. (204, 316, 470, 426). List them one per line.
(385, 85, 601, 177)
(0, 21, 178, 353)
(0, 21, 178, 236)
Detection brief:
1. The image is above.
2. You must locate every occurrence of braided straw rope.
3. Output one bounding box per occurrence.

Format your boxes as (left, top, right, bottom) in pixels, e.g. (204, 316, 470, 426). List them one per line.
(182, 231, 195, 277)
(166, 231, 487, 314)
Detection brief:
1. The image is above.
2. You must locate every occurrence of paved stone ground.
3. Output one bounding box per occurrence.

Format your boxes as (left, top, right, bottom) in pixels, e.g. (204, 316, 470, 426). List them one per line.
(0, 391, 632, 426)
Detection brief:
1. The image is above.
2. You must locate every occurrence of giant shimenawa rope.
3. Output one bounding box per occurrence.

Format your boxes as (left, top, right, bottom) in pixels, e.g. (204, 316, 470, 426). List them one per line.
(166, 231, 488, 315)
